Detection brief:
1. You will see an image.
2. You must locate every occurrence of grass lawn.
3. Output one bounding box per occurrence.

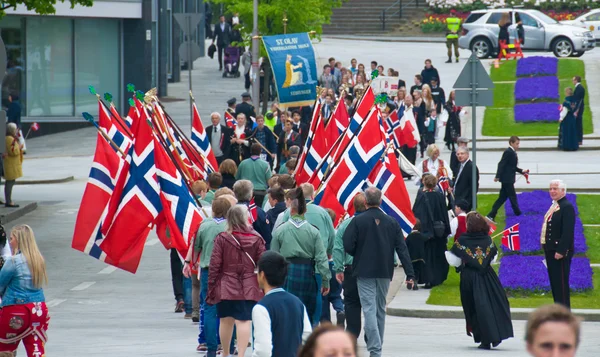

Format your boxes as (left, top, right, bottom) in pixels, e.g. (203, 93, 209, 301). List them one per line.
(483, 58, 592, 137)
(429, 193, 600, 308)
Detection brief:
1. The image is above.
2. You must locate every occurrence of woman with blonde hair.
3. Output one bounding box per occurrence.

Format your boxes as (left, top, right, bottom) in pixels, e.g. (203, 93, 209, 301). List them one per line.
(207, 205, 265, 357)
(4, 122, 23, 207)
(0, 225, 49, 356)
(421, 84, 436, 114)
(498, 12, 512, 46)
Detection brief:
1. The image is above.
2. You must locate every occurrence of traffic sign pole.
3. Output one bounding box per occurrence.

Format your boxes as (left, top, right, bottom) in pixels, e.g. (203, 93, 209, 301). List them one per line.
(470, 55, 478, 210)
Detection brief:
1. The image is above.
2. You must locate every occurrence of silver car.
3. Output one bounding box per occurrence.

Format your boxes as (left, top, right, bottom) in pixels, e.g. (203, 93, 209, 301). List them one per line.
(458, 9, 595, 58)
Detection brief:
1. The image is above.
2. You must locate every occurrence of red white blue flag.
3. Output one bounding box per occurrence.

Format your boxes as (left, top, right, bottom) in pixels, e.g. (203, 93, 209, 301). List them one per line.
(191, 102, 219, 174)
(501, 223, 521, 251)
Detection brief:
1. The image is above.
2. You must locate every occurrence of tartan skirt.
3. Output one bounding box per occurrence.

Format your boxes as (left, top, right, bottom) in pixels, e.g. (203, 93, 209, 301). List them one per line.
(284, 261, 318, 324)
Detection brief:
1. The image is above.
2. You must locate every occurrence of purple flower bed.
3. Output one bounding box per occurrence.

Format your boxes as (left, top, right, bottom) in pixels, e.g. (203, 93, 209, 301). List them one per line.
(514, 103, 560, 123)
(515, 77, 559, 101)
(499, 255, 593, 292)
(516, 56, 558, 77)
(506, 191, 580, 217)
(504, 215, 587, 254)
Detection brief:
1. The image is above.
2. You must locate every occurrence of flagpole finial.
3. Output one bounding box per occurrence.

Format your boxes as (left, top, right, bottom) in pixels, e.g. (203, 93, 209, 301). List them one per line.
(104, 92, 113, 103)
(189, 91, 195, 102)
(127, 83, 136, 93)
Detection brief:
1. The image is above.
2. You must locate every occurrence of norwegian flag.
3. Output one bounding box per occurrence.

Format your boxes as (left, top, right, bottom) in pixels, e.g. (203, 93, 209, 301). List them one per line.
(248, 198, 258, 223)
(100, 101, 133, 145)
(153, 134, 204, 259)
(437, 175, 450, 193)
(383, 106, 420, 149)
(31, 122, 40, 132)
(364, 148, 416, 236)
(225, 111, 237, 128)
(72, 131, 143, 273)
(315, 106, 386, 224)
(295, 100, 325, 185)
(108, 102, 133, 138)
(309, 87, 375, 187)
(125, 99, 139, 129)
(523, 172, 531, 184)
(324, 99, 350, 147)
(488, 221, 497, 235)
(190, 102, 219, 173)
(100, 105, 162, 266)
(501, 224, 521, 251)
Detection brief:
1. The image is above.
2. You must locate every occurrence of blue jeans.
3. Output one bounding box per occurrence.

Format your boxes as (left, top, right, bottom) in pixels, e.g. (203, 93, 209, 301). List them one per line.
(184, 276, 193, 314)
(200, 269, 219, 351)
(321, 261, 344, 321)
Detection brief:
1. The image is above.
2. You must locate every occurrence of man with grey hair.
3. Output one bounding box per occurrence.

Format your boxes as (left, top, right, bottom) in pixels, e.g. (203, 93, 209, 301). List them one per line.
(343, 187, 415, 357)
(449, 146, 479, 211)
(233, 180, 272, 248)
(451, 136, 469, 178)
(206, 111, 231, 165)
(541, 179, 575, 308)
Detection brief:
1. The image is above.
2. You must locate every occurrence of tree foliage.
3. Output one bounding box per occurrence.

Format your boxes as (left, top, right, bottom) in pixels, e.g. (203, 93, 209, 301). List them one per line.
(0, 0, 94, 17)
(211, 0, 344, 38)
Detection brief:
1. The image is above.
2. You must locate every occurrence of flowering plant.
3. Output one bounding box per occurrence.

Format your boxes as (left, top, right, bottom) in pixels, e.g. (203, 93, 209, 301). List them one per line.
(499, 256, 593, 292)
(515, 77, 559, 101)
(514, 103, 560, 122)
(516, 56, 558, 77)
(504, 215, 587, 253)
(505, 191, 579, 216)
(426, 0, 599, 14)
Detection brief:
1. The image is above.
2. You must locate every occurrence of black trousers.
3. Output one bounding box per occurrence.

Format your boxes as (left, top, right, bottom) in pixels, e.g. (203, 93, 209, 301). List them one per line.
(488, 182, 520, 219)
(343, 266, 362, 339)
(244, 71, 251, 91)
(544, 247, 572, 309)
(170, 248, 184, 302)
(217, 45, 225, 69)
(4, 179, 15, 204)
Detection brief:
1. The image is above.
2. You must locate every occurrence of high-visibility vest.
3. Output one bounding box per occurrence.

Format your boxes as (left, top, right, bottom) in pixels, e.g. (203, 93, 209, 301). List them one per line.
(446, 17, 461, 39)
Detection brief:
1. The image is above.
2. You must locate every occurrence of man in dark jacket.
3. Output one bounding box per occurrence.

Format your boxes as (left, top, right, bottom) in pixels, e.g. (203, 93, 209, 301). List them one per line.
(542, 179, 575, 308)
(235, 92, 257, 122)
(343, 187, 414, 357)
(450, 147, 479, 211)
(487, 136, 529, 221)
(420, 59, 441, 87)
(409, 74, 423, 97)
(430, 77, 446, 114)
(233, 180, 273, 249)
(572, 76, 585, 145)
(266, 186, 286, 232)
(207, 112, 232, 165)
(212, 15, 231, 71)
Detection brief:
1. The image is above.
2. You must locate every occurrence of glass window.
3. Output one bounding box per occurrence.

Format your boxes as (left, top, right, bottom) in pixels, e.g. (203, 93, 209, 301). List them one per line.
(74, 19, 120, 116)
(26, 17, 74, 117)
(487, 13, 504, 24)
(517, 13, 539, 28)
(465, 13, 485, 24)
(1, 17, 25, 111)
(586, 13, 600, 21)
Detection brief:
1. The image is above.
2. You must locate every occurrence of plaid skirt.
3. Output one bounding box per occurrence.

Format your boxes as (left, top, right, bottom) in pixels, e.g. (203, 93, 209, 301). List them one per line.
(284, 261, 318, 324)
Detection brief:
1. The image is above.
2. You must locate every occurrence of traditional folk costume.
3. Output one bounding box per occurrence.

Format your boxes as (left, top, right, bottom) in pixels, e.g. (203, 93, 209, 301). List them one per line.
(230, 124, 254, 165)
(451, 232, 514, 348)
(450, 212, 467, 242)
(405, 230, 429, 285)
(271, 215, 331, 326)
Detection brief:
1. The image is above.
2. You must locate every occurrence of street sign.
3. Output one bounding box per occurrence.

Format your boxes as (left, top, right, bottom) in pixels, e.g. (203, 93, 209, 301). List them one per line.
(451, 52, 496, 210)
(173, 13, 203, 34)
(178, 41, 202, 63)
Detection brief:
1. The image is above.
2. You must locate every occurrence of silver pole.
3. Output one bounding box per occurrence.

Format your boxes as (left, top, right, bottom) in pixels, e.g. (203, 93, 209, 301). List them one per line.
(251, 0, 260, 111)
(470, 54, 477, 210)
(188, 17, 193, 128)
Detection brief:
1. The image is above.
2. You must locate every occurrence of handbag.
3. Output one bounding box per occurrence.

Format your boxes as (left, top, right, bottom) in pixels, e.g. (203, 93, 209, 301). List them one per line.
(559, 105, 569, 121)
(228, 233, 258, 273)
(423, 193, 446, 239)
(208, 44, 216, 59)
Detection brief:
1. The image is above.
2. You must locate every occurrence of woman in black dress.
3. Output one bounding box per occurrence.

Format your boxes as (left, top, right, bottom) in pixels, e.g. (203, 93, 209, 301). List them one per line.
(498, 13, 512, 47)
(444, 90, 462, 151)
(412, 174, 450, 288)
(450, 212, 514, 350)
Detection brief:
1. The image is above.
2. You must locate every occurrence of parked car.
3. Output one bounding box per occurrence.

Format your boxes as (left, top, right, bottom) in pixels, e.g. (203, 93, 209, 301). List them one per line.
(459, 9, 595, 58)
(561, 9, 600, 39)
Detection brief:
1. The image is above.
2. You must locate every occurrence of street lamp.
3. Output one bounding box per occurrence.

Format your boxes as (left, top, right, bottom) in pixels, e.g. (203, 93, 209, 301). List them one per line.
(251, 0, 260, 111)
(283, 12, 288, 34)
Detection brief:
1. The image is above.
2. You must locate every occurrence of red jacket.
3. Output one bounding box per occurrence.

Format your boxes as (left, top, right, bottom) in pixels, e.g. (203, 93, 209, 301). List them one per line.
(207, 230, 266, 304)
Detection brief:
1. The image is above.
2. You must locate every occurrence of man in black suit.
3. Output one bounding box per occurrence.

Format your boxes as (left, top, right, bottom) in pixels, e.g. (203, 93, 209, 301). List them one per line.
(212, 15, 231, 71)
(449, 147, 479, 211)
(207, 112, 231, 165)
(542, 179, 575, 308)
(235, 92, 257, 122)
(409, 74, 423, 97)
(487, 136, 529, 221)
(572, 76, 585, 145)
(450, 137, 469, 179)
(342, 187, 414, 356)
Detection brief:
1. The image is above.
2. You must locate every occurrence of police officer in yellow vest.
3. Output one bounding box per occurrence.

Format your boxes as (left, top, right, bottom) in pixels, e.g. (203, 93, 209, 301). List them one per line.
(446, 10, 461, 63)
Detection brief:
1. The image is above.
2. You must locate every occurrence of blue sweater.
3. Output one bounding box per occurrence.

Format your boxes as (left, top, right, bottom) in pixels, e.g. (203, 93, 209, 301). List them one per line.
(252, 288, 311, 357)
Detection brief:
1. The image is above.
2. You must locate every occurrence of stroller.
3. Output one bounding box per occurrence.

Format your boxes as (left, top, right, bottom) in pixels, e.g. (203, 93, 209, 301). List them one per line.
(223, 46, 242, 78)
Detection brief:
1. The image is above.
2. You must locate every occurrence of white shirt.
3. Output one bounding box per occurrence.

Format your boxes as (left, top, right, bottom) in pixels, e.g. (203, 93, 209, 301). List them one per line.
(416, 158, 442, 185)
(450, 212, 466, 238)
(232, 16, 240, 25)
(235, 125, 250, 146)
(252, 288, 312, 357)
(455, 160, 468, 185)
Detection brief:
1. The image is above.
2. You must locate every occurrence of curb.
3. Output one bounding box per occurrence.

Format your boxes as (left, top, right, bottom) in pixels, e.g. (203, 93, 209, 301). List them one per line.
(323, 35, 446, 43)
(0, 176, 75, 186)
(476, 136, 600, 142)
(0, 202, 38, 224)
(479, 187, 600, 193)
(475, 146, 600, 152)
(386, 306, 600, 321)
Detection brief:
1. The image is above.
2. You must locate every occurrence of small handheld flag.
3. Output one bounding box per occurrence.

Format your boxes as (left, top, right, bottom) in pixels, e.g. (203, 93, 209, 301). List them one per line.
(488, 221, 497, 236)
(501, 223, 520, 251)
(31, 122, 40, 132)
(248, 198, 258, 224)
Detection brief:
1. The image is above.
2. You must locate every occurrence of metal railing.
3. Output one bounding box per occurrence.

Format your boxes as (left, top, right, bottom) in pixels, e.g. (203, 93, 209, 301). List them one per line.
(380, 0, 418, 31)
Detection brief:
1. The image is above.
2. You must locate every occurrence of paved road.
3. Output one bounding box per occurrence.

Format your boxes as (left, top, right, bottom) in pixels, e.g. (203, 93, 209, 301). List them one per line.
(7, 38, 600, 355)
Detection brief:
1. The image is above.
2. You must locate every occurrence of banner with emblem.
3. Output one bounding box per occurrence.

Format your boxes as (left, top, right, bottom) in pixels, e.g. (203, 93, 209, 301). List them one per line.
(262, 33, 318, 108)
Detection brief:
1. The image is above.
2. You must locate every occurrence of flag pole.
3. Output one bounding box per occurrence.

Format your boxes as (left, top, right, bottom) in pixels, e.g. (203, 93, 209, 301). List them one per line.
(491, 223, 519, 239)
(82, 113, 127, 158)
(292, 96, 322, 179)
(96, 94, 134, 138)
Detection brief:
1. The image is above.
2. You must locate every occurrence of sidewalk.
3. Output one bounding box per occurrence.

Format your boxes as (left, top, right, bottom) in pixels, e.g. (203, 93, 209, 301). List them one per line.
(323, 35, 446, 43)
(386, 281, 600, 321)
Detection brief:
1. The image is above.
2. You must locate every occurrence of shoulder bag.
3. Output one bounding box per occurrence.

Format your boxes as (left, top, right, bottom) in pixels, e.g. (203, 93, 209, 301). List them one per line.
(423, 193, 446, 239)
(228, 233, 258, 274)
